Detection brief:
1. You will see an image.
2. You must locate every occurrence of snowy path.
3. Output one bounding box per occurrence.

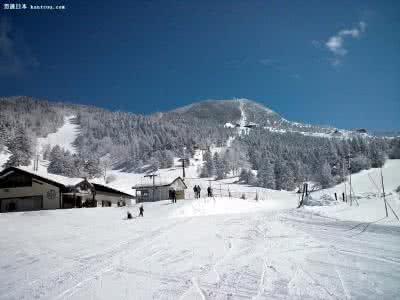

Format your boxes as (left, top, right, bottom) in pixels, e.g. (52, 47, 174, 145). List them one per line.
(0, 197, 399, 299)
(238, 100, 248, 135)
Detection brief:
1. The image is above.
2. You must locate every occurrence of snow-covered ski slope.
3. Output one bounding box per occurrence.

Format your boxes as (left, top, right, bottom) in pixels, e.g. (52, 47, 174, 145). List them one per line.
(307, 159, 400, 224)
(1, 160, 399, 299)
(36, 115, 79, 155)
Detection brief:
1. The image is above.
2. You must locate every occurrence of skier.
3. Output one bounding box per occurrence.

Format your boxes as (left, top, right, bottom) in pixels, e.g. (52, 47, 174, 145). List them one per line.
(197, 185, 201, 198)
(193, 185, 198, 199)
(207, 186, 212, 197)
(139, 205, 144, 217)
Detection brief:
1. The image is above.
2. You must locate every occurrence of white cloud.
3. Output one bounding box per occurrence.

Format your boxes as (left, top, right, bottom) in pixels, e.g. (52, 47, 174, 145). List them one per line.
(325, 21, 367, 65)
(359, 21, 367, 32)
(326, 36, 346, 56)
(259, 58, 275, 66)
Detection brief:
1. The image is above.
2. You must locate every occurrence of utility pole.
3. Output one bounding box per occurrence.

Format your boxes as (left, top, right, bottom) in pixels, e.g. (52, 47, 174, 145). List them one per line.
(380, 168, 389, 217)
(32, 153, 39, 172)
(180, 146, 187, 179)
(342, 158, 347, 202)
(346, 153, 352, 206)
(144, 173, 158, 202)
(182, 158, 186, 179)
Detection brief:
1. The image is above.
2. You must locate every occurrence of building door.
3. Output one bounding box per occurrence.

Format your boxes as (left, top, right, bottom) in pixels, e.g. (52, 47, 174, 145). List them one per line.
(0, 196, 43, 213)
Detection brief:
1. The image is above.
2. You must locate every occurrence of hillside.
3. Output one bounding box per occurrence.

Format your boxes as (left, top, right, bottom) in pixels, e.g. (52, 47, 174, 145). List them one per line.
(1, 96, 399, 193)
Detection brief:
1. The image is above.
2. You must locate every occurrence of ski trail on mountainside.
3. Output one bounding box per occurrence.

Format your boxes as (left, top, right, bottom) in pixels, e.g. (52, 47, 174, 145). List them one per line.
(35, 116, 80, 156)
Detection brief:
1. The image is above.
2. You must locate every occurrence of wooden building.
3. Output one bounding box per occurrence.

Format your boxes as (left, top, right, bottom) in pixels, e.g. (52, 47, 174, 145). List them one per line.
(91, 182, 134, 207)
(133, 177, 187, 202)
(0, 167, 134, 213)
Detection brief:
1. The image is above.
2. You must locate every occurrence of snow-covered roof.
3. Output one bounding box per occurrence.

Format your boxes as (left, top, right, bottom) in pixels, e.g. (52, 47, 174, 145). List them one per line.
(10, 166, 85, 187)
(224, 122, 235, 128)
(133, 177, 187, 189)
(90, 181, 135, 197)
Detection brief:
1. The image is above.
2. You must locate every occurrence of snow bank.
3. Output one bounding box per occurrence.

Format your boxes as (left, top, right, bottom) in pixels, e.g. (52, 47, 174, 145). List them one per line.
(303, 194, 337, 207)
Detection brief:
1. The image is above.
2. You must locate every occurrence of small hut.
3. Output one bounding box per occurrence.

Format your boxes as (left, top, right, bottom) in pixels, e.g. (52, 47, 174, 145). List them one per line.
(133, 177, 187, 202)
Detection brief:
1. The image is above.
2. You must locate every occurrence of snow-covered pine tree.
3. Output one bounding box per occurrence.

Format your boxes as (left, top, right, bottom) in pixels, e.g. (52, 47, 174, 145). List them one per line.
(0, 124, 8, 149)
(239, 168, 248, 183)
(247, 169, 256, 185)
(368, 141, 385, 168)
(47, 146, 64, 174)
(4, 126, 33, 168)
(83, 157, 102, 179)
(318, 162, 335, 188)
(147, 157, 160, 174)
(224, 143, 250, 175)
(239, 168, 256, 185)
(61, 150, 77, 177)
(100, 154, 113, 183)
(214, 152, 223, 179)
(200, 149, 215, 178)
(351, 154, 371, 173)
(274, 159, 295, 190)
(162, 150, 175, 168)
(214, 152, 229, 179)
(389, 138, 400, 159)
(257, 160, 275, 189)
(41, 144, 52, 161)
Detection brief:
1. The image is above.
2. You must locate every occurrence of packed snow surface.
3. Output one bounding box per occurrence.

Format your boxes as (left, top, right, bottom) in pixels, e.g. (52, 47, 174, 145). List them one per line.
(1, 160, 400, 299)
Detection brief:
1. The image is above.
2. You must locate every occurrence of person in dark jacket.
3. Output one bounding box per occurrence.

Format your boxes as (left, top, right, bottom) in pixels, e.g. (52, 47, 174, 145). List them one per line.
(193, 185, 198, 199)
(139, 205, 144, 217)
(207, 186, 212, 197)
(197, 185, 201, 198)
(172, 189, 177, 203)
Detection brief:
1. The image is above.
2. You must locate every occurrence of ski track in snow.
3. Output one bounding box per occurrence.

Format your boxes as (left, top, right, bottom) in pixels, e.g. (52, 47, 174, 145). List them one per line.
(1, 198, 399, 299)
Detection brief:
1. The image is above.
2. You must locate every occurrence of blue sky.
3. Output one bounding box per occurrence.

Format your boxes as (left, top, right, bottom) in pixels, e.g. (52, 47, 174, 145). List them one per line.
(0, 0, 399, 131)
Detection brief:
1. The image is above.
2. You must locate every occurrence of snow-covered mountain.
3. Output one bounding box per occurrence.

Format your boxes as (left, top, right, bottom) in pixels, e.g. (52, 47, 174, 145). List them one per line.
(160, 98, 351, 137)
(159, 98, 383, 141)
(1, 96, 399, 192)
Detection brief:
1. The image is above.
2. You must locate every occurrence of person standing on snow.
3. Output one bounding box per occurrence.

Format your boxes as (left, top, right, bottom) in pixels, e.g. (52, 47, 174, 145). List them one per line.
(172, 189, 177, 203)
(197, 185, 201, 198)
(207, 186, 212, 197)
(139, 205, 144, 217)
(193, 185, 198, 199)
